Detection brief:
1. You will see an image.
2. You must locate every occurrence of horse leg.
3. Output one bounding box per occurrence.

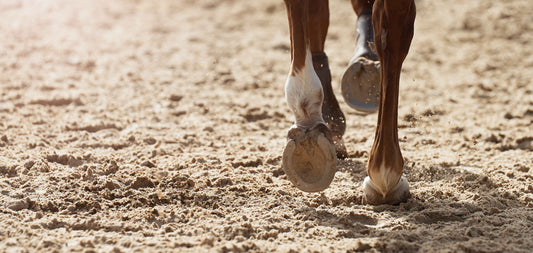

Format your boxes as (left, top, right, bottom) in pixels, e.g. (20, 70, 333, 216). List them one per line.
(282, 0, 337, 192)
(308, 0, 347, 159)
(364, 0, 416, 205)
(341, 0, 381, 113)
(350, 0, 377, 61)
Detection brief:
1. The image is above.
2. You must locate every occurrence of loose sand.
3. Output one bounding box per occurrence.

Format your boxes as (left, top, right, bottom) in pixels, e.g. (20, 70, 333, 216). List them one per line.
(1, 0, 532, 252)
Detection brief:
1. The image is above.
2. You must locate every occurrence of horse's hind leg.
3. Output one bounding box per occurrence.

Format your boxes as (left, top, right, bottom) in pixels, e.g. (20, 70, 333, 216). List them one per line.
(308, 0, 347, 159)
(341, 0, 381, 113)
(350, 0, 377, 62)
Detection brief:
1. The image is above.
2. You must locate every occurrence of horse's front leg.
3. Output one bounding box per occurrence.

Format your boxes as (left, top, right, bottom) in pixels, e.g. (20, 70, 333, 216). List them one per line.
(364, 0, 416, 205)
(282, 0, 337, 192)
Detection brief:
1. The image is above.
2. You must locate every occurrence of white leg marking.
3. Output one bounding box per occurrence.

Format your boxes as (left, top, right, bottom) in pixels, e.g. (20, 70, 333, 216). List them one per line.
(285, 48, 324, 129)
(368, 163, 401, 197)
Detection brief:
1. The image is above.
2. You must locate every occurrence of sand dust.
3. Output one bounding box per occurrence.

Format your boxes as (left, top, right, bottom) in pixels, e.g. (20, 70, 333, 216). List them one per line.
(1, 0, 532, 252)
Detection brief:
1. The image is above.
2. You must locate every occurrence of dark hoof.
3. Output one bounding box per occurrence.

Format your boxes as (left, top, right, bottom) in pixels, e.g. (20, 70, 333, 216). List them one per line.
(282, 124, 337, 192)
(341, 57, 380, 113)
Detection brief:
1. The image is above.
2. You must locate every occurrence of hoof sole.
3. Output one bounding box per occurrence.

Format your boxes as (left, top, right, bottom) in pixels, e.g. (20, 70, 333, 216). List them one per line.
(282, 125, 337, 192)
(341, 57, 380, 113)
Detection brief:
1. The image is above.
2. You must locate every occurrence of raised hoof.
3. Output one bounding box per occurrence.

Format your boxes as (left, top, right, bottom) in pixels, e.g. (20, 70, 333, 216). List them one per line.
(282, 124, 337, 192)
(341, 57, 380, 113)
(363, 176, 410, 205)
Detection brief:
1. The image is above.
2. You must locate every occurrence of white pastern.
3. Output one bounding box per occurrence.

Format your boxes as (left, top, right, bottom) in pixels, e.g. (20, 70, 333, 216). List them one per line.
(285, 49, 324, 129)
(369, 163, 402, 197)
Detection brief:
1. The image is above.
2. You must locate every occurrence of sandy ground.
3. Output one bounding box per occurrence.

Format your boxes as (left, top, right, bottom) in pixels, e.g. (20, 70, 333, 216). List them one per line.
(1, 0, 532, 252)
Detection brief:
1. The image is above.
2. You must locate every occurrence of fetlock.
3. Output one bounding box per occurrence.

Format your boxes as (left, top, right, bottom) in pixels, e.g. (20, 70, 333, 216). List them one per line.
(351, 11, 378, 64)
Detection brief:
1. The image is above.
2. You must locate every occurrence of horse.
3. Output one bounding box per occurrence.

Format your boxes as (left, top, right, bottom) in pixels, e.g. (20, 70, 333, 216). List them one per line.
(281, 0, 416, 205)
